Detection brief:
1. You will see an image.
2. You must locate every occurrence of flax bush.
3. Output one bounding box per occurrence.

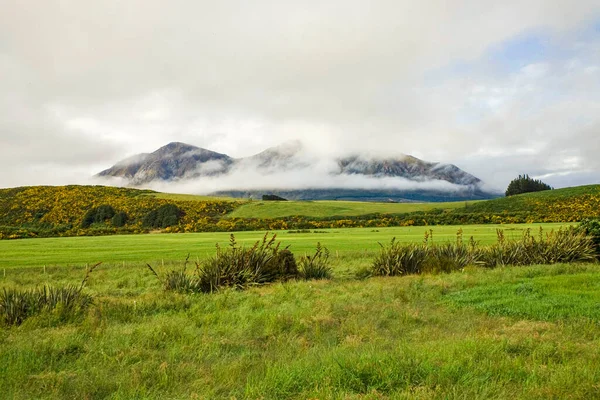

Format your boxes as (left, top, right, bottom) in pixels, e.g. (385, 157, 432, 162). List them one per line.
(147, 233, 300, 294)
(372, 228, 596, 277)
(298, 242, 332, 280)
(0, 263, 99, 326)
(482, 227, 596, 267)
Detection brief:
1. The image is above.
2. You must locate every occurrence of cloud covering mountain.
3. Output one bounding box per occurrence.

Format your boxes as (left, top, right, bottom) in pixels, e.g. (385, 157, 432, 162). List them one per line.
(96, 141, 495, 201)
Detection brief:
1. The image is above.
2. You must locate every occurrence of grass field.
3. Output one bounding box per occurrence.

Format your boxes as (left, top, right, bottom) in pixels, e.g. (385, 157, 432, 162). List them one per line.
(152, 192, 237, 202)
(1, 259, 599, 399)
(2, 222, 599, 399)
(0, 223, 568, 270)
(228, 199, 471, 219)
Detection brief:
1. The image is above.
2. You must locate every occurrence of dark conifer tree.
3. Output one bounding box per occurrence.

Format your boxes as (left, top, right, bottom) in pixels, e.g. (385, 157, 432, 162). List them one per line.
(505, 174, 552, 196)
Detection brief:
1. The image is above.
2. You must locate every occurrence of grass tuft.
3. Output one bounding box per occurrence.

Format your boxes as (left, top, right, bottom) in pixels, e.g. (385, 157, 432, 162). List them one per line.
(147, 233, 301, 293)
(298, 242, 333, 280)
(372, 228, 596, 277)
(0, 263, 99, 326)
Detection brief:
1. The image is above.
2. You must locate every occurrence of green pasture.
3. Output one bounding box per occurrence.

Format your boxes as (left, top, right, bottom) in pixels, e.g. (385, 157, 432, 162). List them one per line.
(1, 260, 600, 399)
(228, 199, 472, 219)
(0, 223, 568, 270)
(1, 219, 599, 399)
(152, 192, 237, 202)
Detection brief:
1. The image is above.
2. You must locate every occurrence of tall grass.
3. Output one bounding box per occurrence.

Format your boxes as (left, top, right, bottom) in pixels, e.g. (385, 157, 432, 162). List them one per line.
(576, 218, 600, 258)
(372, 228, 597, 277)
(424, 229, 484, 273)
(483, 227, 597, 267)
(298, 242, 332, 280)
(146, 254, 201, 293)
(0, 262, 99, 326)
(371, 238, 429, 276)
(147, 233, 301, 293)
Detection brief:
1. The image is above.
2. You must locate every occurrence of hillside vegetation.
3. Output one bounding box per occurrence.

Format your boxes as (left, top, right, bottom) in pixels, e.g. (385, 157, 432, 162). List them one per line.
(463, 184, 600, 220)
(0, 186, 238, 239)
(1, 184, 599, 239)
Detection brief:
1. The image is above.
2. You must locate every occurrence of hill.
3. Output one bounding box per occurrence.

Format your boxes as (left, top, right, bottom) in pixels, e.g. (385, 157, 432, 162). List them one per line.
(226, 185, 600, 221)
(0, 186, 238, 239)
(460, 185, 600, 221)
(219, 185, 600, 229)
(1, 184, 599, 239)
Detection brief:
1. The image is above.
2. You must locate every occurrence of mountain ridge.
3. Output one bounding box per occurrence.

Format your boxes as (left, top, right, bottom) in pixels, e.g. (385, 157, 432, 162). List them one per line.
(97, 141, 498, 201)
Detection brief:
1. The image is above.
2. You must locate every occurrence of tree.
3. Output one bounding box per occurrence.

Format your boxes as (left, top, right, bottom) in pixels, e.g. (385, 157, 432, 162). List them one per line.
(81, 205, 116, 228)
(111, 211, 128, 227)
(142, 204, 184, 228)
(262, 194, 288, 201)
(505, 174, 552, 197)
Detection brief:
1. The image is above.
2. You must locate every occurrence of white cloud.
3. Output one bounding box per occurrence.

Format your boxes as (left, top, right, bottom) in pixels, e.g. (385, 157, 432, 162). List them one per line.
(1, 1, 600, 190)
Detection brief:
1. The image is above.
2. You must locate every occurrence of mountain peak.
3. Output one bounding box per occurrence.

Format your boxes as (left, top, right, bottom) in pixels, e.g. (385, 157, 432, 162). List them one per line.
(97, 142, 232, 184)
(97, 141, 489, 199)
(152, 142, 201, 156)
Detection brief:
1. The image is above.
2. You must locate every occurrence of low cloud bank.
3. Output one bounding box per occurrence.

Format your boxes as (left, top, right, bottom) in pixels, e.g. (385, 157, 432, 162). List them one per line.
(94, 150, 480, 196)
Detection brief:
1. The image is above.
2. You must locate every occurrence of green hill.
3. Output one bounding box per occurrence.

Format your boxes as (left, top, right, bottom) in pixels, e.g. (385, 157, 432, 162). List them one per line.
(459, 185, 600, 221)
(228, 185, 600, 223)
(0, 185, 239, 239)
(1, 184, 599, 239)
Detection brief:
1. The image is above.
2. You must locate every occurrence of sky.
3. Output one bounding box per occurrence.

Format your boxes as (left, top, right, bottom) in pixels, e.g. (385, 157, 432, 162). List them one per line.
(1, 0, 600, 191)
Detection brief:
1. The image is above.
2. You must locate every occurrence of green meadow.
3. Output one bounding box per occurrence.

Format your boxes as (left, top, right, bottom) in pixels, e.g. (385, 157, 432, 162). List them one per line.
(0, 223, 567, 270)
(228, 199, 471, 219)
(1, 258, 599, 399)
(1, 218, 599, 399)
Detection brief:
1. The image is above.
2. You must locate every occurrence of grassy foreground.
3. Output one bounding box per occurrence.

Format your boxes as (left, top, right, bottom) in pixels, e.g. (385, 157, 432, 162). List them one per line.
(0, 223, 568, 270)
(1, 260, 599, 399)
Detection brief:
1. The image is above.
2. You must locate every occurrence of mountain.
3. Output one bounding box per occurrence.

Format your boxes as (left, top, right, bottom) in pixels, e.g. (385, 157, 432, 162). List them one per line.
(337, 155, 481, 186)
(97, 141, 498, 201)
(97, 142, 233, 185)
(244, 140, 308, 171)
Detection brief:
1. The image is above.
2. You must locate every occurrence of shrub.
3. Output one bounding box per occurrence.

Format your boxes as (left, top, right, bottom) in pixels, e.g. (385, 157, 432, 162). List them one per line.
(505, 174, 552, 196)
(298, 242, 332, 280)
(143, 204, 184, 228)
(111, 211, 128, 227)
(576, 218, 600, 258)
(262, 194, 288, 201)
(372, 228, 595, 278)
(268, 249, 299, 279)
(146, 255, 202, 293)
(147, 233, 300, 293)
(0, 262, 99, 326)
(371, 238, 429, 276)
(81, 205, 116, 228)
(482, 227, 597, 267)
(421, 229, 479, 274)
(197, 233, 298, 292)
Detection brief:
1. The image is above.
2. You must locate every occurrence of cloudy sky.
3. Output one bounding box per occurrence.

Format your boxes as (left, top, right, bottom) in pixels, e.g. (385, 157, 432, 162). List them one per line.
(1, 0, 599, 191)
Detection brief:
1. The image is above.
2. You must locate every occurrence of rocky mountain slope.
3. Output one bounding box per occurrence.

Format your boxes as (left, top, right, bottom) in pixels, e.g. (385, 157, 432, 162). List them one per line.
(97, 142, 233, 185)
(97, 141, 497, 201)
